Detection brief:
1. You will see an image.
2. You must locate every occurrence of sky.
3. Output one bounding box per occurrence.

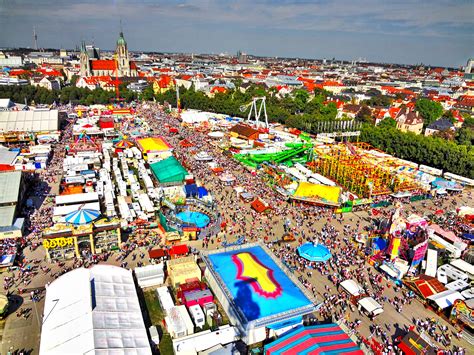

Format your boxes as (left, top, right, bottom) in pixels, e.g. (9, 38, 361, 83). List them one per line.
(0, 0, 472, 67)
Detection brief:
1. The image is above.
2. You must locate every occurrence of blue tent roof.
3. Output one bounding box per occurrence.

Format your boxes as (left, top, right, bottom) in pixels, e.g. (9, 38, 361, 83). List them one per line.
(184, 183, 199, 197)
(373, 237, 388, 251)
(297, 242, 332, 262)
(198, 186, 208, 198)
(462, 233, 474, 241)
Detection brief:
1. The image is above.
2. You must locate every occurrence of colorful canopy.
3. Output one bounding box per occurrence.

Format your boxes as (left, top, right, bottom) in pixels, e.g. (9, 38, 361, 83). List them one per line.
(114, 139, 134, 149)
(297, 242, 332, 262)
(65, 209, 100, 225)
(293, 182, 341, 205)
(264, 324, 364, 355)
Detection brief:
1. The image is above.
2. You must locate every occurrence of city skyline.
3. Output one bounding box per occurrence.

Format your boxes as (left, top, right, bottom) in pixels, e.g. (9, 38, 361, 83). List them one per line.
(0, 0, 473, 67)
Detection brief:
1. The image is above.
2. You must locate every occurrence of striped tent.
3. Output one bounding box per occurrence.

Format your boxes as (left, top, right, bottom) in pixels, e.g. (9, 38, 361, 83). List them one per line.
(65, 209, 100, 225)
(114, 138, 134, 149)
(264, 324, 364, 355)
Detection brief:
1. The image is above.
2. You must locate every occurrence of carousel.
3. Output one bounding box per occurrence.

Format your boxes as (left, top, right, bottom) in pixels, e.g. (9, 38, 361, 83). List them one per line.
(42, 208, 121, 261)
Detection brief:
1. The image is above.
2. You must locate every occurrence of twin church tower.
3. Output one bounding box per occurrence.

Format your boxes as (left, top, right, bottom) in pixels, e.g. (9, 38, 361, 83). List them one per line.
(80, 31, 137, 78)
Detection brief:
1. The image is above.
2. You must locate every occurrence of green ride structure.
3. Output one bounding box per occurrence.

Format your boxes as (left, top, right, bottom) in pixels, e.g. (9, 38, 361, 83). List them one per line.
(234, 142, 313, 168)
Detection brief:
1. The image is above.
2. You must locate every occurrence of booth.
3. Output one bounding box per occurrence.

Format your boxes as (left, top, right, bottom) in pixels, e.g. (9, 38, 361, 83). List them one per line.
(397, 331, 436, 355)
(427, 290, 465, 311)
(339, 279, 365, 299)
(42, 218, 121, 261)
(168, 256, 201, 288)
(357, 296, 384, 318)
(450, 299, 474, 341)
(134, 263, 165, 288)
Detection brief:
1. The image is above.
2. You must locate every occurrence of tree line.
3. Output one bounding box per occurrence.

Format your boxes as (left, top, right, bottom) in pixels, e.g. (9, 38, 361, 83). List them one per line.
(360, 124, 474, 179)
(0, 84, 137, 106)
(151, 84, 341, 130)
(2, 83, 472, 178)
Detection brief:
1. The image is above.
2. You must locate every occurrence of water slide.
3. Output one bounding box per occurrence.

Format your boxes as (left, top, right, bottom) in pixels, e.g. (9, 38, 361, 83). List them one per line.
(273, 146, 307, 163)
(234, 144, 312, 166)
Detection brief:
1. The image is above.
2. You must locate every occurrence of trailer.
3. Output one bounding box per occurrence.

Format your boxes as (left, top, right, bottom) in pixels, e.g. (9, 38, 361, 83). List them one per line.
(139, 193, 155, 215)
(143, 174, 154, 191)
(117, 196, 132, 222)
(64, 175, 86, 185)
(188, 304, 205, 328)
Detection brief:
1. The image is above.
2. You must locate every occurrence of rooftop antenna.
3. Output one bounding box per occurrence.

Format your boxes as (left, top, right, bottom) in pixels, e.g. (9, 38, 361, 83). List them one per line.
(33, 27, 38, 50)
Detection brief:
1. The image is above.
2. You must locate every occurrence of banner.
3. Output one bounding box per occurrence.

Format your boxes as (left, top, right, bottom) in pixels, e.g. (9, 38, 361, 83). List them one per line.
(409, 240, 429, 272)
(388, 237, 401, 261)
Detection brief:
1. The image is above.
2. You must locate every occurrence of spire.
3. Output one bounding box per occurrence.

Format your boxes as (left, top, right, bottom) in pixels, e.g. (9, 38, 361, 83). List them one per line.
(116, 18, 128, 48)
(80, 40, 86, 53)
(117, 31, 127, 47)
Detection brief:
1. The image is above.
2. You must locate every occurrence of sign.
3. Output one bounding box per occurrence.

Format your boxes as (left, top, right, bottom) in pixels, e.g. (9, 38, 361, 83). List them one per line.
(317, 131, 361, 138)
(43, 237, 74, 249)
(222, 236, 245, 248)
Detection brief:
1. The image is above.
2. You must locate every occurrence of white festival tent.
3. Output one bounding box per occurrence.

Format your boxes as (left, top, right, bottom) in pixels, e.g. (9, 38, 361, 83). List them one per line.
(39, 265, 151, 355)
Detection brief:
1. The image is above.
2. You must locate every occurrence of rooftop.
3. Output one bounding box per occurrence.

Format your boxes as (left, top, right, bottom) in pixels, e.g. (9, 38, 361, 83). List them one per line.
(0, 110, 59, 132)
(0, 171, 21, 205)
(39, 265, 151, 355)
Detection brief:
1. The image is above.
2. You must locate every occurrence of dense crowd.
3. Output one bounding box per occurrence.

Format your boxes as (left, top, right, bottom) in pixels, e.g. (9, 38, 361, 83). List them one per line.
(1, 102, 471, 355)
(136, 102, 470, 354)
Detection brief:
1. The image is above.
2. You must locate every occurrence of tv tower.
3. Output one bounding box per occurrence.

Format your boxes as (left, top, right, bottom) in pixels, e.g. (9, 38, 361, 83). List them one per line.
(33, 27, 38, 50)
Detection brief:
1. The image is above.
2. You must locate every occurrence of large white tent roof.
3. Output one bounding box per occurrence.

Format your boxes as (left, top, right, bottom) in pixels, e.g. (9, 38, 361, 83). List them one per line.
(39, 265, 151, 355)
(0, 109, 59, 132)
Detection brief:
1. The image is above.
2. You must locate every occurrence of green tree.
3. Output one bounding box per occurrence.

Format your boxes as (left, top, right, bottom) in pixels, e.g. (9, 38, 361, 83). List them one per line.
(456, 127, 474, 147)
(415, 98, 443, 128)
(293, 89, 310, 112)
(70, 74, 79, 85)
(140, 86, 154, 101)
(363, 95, 392, 107)
(378, 117, 397, 128)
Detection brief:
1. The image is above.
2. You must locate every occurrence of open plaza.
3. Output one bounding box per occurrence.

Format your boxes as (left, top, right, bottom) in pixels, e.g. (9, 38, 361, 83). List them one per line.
(0, 101, 472, 355)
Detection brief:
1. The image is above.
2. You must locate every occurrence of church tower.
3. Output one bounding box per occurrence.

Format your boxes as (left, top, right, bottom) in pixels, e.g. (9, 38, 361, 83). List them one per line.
(116, 31, 130, 77)
(79, 41, 91, 77)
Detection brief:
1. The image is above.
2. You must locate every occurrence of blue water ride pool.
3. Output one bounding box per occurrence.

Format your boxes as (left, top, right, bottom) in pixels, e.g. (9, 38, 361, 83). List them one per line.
(176, 211, 210, 228)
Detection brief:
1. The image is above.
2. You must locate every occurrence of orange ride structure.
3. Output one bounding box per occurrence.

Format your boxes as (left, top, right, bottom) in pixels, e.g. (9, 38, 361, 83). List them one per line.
(315, 142, 419, 198)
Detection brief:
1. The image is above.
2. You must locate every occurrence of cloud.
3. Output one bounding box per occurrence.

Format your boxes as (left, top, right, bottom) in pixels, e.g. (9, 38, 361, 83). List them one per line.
(0, 0, 472, 66)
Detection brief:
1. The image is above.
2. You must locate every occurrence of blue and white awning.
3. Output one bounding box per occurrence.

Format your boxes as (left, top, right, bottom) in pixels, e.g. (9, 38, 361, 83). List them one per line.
(65, 209, 100, 225)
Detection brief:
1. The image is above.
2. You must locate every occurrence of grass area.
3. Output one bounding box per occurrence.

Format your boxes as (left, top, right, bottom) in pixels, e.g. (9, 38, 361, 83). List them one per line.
(143, 289, 164, 325)
(143, 290, 174, 355)
(159, 333, 174, 355)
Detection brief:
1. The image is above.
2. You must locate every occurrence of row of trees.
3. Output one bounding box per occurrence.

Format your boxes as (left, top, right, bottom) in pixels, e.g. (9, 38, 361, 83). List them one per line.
(2, 83, 472, 178)
(360, 124, 474, 178)
(0, 84, 138, 106)
(153, 85, 339, 132)
(154, 85, 473, 177)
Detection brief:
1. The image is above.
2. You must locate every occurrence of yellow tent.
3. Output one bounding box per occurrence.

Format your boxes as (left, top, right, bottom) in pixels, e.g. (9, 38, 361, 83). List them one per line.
(294, 182, 341, 204)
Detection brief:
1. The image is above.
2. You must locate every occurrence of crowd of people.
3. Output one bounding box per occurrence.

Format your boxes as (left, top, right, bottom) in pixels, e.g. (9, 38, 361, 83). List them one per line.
(137, 102, 471, 354)
(1, 102, 471, 355)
